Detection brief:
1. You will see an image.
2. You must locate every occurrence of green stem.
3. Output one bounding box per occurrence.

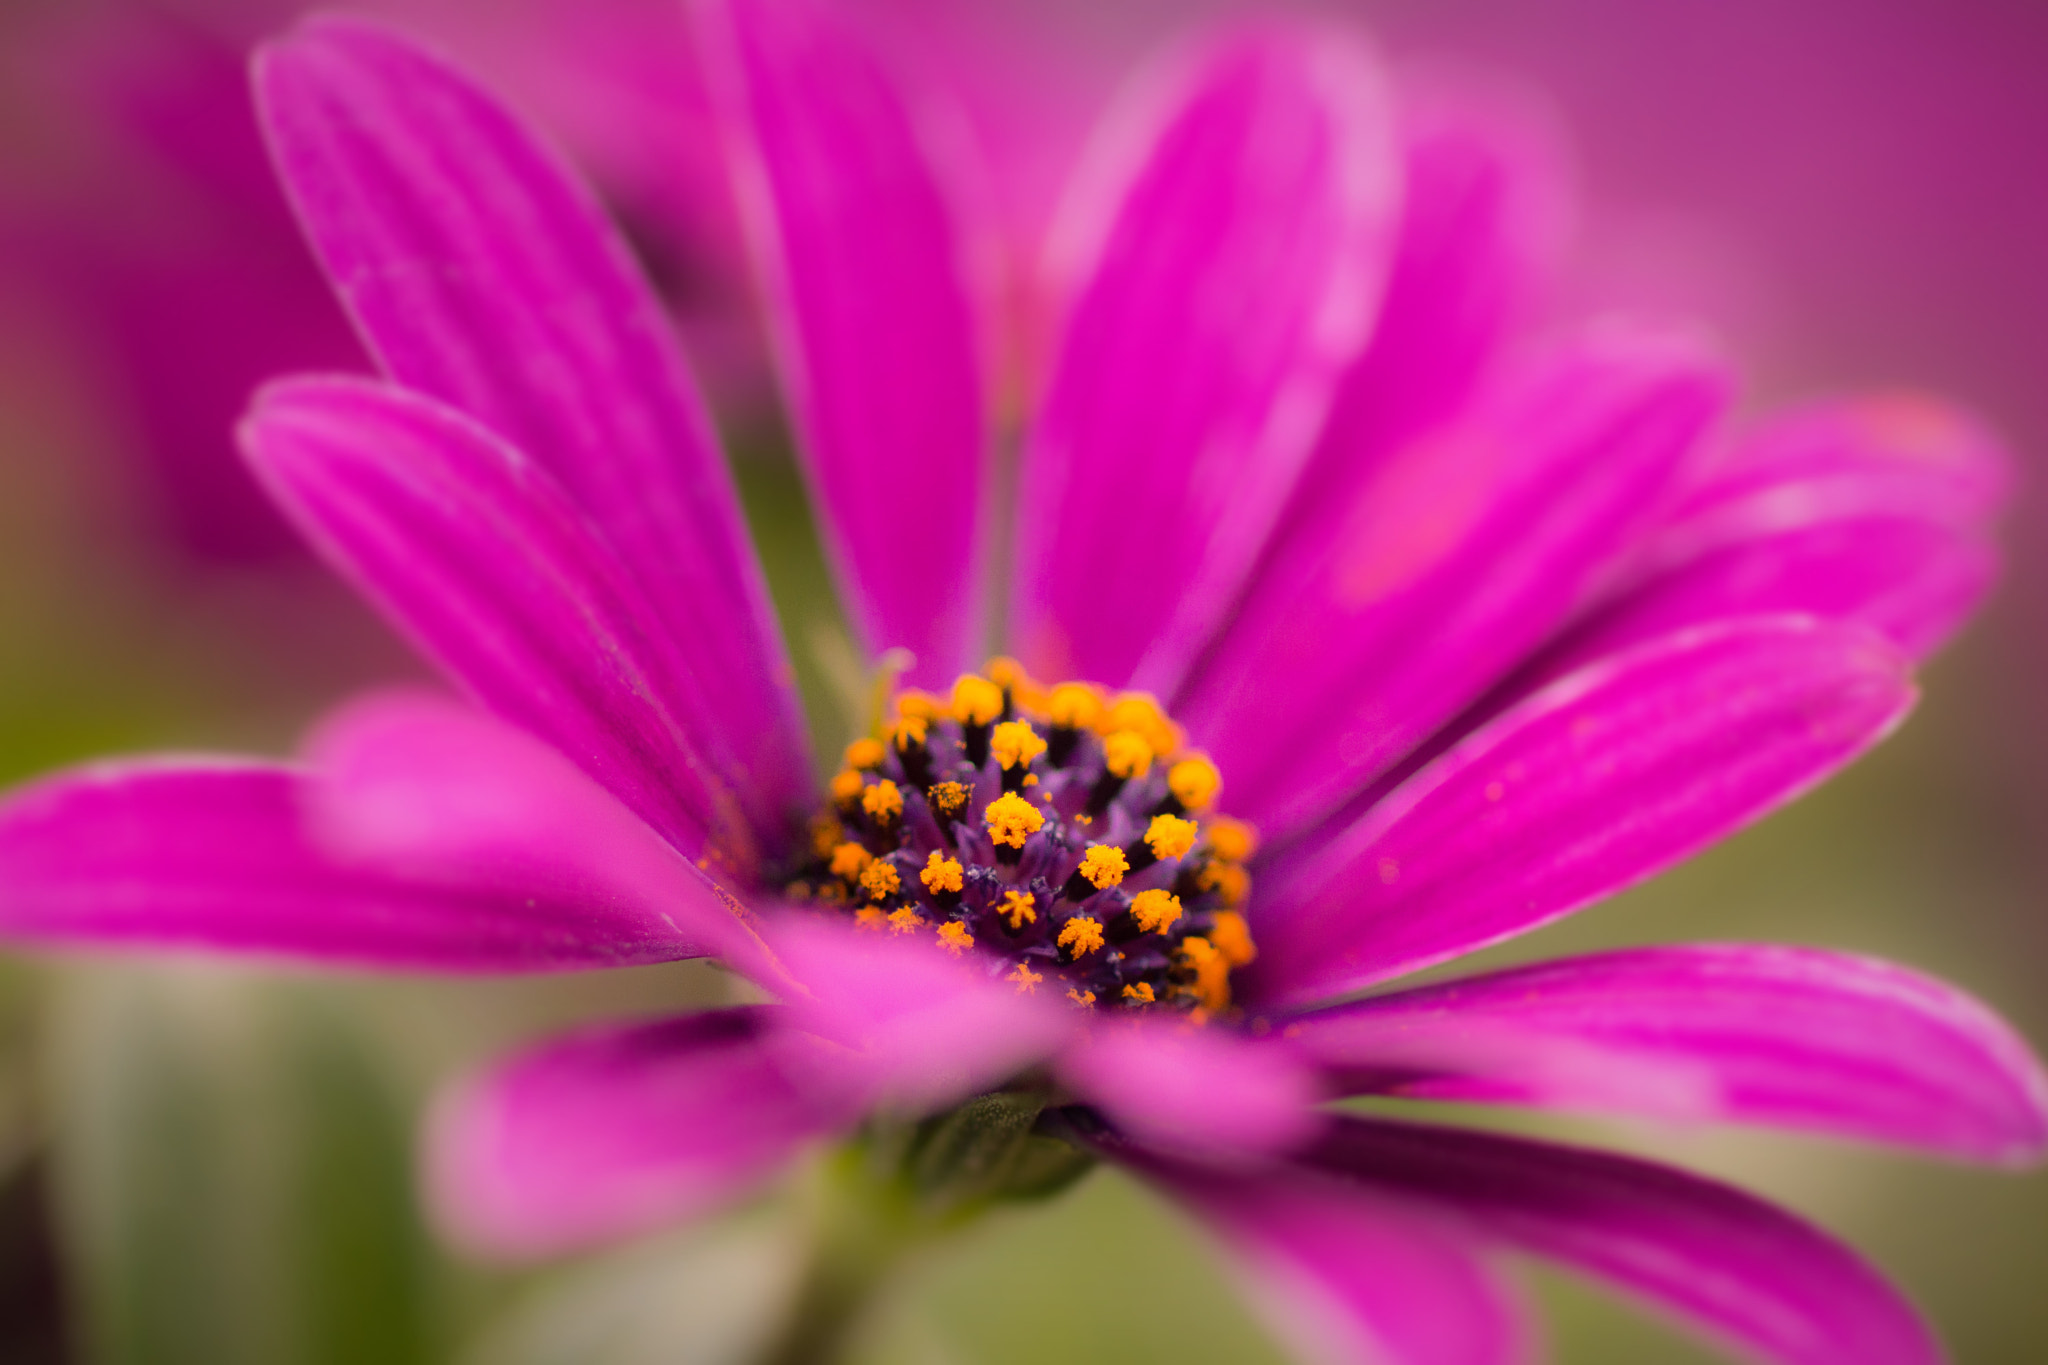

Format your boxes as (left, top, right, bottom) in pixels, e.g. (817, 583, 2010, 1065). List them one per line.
(753, 1147, 921, 1365)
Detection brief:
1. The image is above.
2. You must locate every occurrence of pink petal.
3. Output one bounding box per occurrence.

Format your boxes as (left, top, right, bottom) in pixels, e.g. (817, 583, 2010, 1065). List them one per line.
(703, 0, 989, 685)
(1181, 329, 1727, 843)
(254, 16, 811, 815)
(1013, 22, 1402, 692)
(766, 915, 1078, 1112)
(303, 692, 784, 986)
(1302, 1116, 1942, 1365)
(1285, 945, 2048, 1165)
(0, 760, 701, 971)
(1057, 1016, 1323, 1162)
(1128, 1152, 1534, 1365)
(427, 1008, 858, 1257)
(1248, 618, 1916, 1009)
(241, 376, 774, 860)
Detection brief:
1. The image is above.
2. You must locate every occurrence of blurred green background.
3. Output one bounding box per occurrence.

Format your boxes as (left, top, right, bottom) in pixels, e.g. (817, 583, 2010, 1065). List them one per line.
(3, 0, 2048, 1361)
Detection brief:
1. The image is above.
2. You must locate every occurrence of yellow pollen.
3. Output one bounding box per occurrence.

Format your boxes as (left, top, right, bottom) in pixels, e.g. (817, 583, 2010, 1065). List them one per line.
(862, 780, 903, 823)
(985, 656, 1029, 691)
(1103, 693, 1181, 758)
(919, 851, 964, 895)
(927, 781, 969, 817)
(1167, 756, 1222, 810)
(1067, 987, 1097, 1008)
(1209, 911, 1257, 966)
(951, 674, 1004, 726)
(1197, 861, 1251, 907)
(860, 861, 901, 902)
(1130, 889, 1183, 935)
(828, 841, 873, 880)
(1205, 817, 1258, 864)
(1008, 962, 1044, 994)
(809, 814, 844, 857)
(844, 737, 885, 770)
(1122, 982, 1157, 1005)
(1058, 917, 1105, 956)
(984, 792, 1045, 848)
(1077, 844, 1129, 889)
(936, 921, 974, 955)
(1047, 682, 1106, 730)
(896, 690, 943, 723)
(888, 714, 929, 750)
(829, 768, 864, 804)
(1179, 935, 1231, 1012)
(990, 720, 1048, 770)
(1103, 730, 1154, 779)
(887, 906, 924, 934)
(1145, 813, 1199, 862)
(854, 907, 886, 932)
(1001, 890, 1037, 929)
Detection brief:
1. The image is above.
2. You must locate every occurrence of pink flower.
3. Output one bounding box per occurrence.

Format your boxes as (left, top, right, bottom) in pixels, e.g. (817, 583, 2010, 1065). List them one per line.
(0, 8, 2038, 1364)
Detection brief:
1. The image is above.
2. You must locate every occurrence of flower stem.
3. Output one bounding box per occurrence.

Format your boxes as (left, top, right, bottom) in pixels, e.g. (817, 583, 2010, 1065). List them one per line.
(753, 1146, 921, 1365)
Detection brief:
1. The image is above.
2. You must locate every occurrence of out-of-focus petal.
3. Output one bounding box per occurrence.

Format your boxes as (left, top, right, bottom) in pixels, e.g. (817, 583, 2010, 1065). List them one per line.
(303, 692, 784, 986)
(427, 1008, 858, 1257)
(241, 376, 764, 860)
(703, 0, 988, 685)
(1300, 1116, 1942, 1365)
(1182, 330, 1726, 843)
(766, 915, 1078, 1112)
(254, 15, 811, 813)
(1123, 1152, 1533, 1365)
(1284, 945, 2048, 1165)
(0, 761, 704, 970)
(1013, 22, 1402, 692)
(1248, 618, 1915, 1009)
(1057, 1016, 1323, 1162)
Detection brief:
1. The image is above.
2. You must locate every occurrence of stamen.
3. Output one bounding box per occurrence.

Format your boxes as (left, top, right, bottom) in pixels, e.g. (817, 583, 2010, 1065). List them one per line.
(862, 780, 904, 824)
(1067, 988, 1097, 1008)
(1058, 917, 1105, 957)
(887, 906, 925, 934)
(1122, 982, 1156, 1005)
(991, 720, 1047, 771)
(1008, 962, 1044, 994)
(928, 781, 969, 818)
(919, 852, 964, 895)
(1103, 731, 1153, 779)
(860, 862, 901, 902)
(1144, 814, 1198, 862)
(845, 738, 886, 771)
(951, 675, 1004, 726)
(936, 921, 974, 955)
(829, 768, 864, 805)
(1129, 889, 1183, 935)
(1166, 757, 1221, 811)
(1077, 845, 1129, 890)
(828, 842, 872, 880)
(1206, 817, 1257, 863)
(1001, 890, 1037, 929)
(985, 792, 1044, 849)
(1209, 911, 1256, 966)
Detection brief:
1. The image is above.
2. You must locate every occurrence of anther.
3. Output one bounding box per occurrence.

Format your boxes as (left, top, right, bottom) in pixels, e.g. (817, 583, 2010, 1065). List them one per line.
(1205, 817, 1258, 864)
(1046, 682, 1105, 764)
(984, 792, 1044, 865)
(1161, 756, 1221, 815)
(861, 780, 904, 830)
(936, 921, 974, 955)
(860, 861, 902, 903)
(845, 737, 886, 771)
(1001, 890, 1037, 930)
(828, 842, 872, 881)
(991, 719, 1047, 792)
(1103, 693, 1180, 759)
(1121, 982, 1156, 1005)
(1129, 889, 1183, 935)
(1087, 730, 1153, 815)
(1057, 917, 1105, 958)
(919, 851, 964, 902)
(829, 768, 864, 807)
(953, 675, 1004, 766)
(1008, 962, 1044, 994)
(927, 782, 969, 820)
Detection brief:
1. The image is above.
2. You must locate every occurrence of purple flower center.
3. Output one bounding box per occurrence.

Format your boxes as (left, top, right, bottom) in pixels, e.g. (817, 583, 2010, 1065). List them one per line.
(785, 660, 1257, 1014)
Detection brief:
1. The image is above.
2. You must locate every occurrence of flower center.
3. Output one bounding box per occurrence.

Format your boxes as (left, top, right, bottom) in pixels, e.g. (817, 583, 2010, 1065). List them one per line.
(785, 660, 1257, 1016)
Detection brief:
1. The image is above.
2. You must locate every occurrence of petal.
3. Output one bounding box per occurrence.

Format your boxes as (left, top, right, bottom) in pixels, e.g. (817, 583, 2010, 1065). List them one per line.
(1247, 618, 1915, 1009)
(1300, 1116, 1942, 1365)
(703, 0, 988, 685)
(1013, 23, 1403, 692)
(0, 760, 701, 970)
(1181, 330, 1727, 842)
(1124, 1153, 1533, 1365)
(1058, 1017, 1324, 1162)
(1284, 945, 2048, 1165)
(426, 1008, 857, 1257)
(302, 691, 783, 985)
(765, 915, 1079, 1112)
(241, 375, 769, 860)
(254, 16, 811, 813)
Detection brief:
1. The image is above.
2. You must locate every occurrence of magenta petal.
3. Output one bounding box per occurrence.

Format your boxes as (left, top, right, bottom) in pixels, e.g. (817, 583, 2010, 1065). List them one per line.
(1182, 331, 1727, 842)
(1013, 23, 1402, 692)
(767, 916, 1078, 1111)
(303, 692, 781, 984)
(1058, 1017, 1324, 1162)
(241, 376, 773, 859)
(704, 0, 988, 685)
(427, 1008, 857, 1257)
(0, 761, 701, 970)
(1286, 945, 2048, 1165)
(1302, 1116, 1942, 1365)
(255, 16, 810, 812)
(1248, 618, 1915, 1008)
(1130, 1156, 1532, 1365)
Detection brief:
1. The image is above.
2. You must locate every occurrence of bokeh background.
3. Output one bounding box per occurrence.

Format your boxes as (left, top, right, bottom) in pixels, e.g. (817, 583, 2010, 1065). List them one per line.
(2, 0, 2046, 1360)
